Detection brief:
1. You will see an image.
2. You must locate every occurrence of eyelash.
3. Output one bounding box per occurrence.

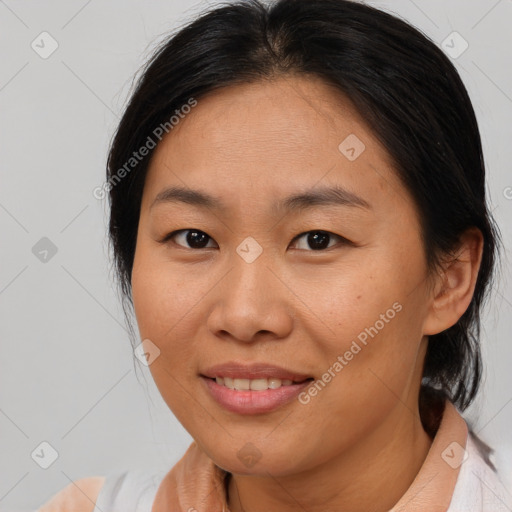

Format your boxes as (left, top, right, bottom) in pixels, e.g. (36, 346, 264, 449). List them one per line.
(159, 229, 353, 251)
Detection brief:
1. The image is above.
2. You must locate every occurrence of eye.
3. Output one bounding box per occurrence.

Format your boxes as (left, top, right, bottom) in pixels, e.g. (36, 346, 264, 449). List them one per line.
(161, 229, 217, 249)
(160, 228, 351, 251)
(290, 230, 349, 251)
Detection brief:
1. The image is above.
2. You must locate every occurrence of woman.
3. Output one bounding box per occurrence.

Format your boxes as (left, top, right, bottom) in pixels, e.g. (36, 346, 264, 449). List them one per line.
(38, 0, 510, 510)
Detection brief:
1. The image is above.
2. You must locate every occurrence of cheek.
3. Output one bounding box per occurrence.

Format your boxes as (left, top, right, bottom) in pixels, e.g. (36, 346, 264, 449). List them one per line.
(290, 254, 404, 346)
(333, 303, 424, 418)
(132, 244, 193, 339)
(131, 248, 206, 425)
(131, 242, 223, 385)
(295, 251, 425, 400)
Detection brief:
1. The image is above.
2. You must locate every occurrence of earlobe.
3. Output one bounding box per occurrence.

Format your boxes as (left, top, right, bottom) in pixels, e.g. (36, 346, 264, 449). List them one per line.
(423, 228, 484, 336)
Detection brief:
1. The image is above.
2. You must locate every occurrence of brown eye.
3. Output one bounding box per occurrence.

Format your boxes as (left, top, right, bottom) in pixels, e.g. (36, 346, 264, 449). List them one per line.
(163, 229, 217, 249)
(291, 230, 348, 251)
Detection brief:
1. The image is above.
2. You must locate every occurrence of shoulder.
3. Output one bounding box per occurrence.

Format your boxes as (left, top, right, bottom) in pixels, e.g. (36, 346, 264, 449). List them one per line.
(37, 476, 105, 512)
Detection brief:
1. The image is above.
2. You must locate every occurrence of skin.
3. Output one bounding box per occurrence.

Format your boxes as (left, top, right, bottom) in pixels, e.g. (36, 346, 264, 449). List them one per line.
(131, 75, 483, 512)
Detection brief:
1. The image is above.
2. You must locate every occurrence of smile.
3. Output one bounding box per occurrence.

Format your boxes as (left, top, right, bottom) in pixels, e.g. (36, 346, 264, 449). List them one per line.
(201, 376, 313, 414)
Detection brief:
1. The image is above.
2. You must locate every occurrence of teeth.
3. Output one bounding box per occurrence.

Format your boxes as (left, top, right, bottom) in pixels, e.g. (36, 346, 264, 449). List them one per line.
(214, 377, 298, 391)
(250, 378, 268, 391)
(268, 378, 282, 389)
(234, 378, 250, 390)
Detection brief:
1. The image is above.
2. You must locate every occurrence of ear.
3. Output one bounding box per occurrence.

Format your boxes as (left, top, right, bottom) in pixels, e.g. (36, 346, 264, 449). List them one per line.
(423, 227, 484, 336)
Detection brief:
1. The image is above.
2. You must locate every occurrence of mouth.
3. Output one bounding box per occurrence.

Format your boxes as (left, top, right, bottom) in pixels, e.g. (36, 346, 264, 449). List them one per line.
(199, 361, 315, 414)
(200, 375, 314, 415)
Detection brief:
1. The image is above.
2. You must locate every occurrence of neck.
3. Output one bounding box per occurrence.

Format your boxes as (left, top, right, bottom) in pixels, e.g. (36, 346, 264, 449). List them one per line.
(227, 402, 433, 512)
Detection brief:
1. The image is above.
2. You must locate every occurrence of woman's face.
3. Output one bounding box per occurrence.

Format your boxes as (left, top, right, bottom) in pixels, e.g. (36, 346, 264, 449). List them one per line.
(131, 75, 435, 476)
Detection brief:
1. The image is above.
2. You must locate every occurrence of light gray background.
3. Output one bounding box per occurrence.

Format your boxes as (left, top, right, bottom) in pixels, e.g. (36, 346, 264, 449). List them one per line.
(1, 0, 511, 510)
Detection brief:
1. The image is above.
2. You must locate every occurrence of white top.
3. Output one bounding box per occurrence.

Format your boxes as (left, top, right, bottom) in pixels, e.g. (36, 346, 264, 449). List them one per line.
(91, 468, 167, 512)
(91, 434, 511, 512)
(448, 434, 512, 511)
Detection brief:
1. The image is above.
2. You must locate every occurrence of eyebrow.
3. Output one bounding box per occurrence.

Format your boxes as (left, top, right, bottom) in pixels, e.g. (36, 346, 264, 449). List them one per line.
(150, 184, 371, 213)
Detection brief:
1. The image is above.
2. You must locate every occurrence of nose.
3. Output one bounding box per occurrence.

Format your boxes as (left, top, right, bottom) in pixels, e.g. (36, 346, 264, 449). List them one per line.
(206, 251, 294, 344)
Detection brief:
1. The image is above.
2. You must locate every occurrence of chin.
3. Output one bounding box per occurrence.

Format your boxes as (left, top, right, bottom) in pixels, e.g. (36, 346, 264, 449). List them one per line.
(199, 438, 311, 477)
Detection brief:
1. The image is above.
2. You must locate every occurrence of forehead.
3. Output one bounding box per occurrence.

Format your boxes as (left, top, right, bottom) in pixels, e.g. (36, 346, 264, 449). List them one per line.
(142, 75, 406, 214)
(154, 75, 383, 160)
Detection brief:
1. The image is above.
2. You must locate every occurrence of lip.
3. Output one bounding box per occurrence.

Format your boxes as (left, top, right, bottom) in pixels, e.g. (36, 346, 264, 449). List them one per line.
(200, 362, 312, 382)
(200, 376, 312, 414)
(199, 362, 314, 415)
